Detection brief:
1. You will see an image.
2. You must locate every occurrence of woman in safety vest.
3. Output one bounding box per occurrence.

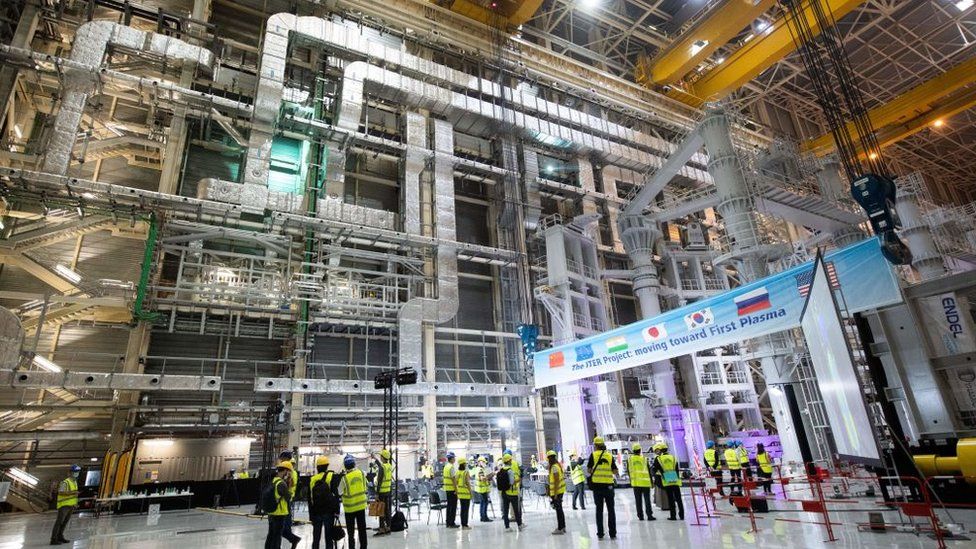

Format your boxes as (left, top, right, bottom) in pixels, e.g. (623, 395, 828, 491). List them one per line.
(755, 443, 774, 494)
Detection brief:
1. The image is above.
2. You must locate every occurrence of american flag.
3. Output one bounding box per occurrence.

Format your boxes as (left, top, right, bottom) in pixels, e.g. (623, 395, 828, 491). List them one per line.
(795, 262, 840, 297)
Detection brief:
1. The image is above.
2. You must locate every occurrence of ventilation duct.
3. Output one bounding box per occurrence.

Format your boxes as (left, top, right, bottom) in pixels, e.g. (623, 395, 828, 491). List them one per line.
(397, 119, 459, 371)
(41, 21, 214, 175)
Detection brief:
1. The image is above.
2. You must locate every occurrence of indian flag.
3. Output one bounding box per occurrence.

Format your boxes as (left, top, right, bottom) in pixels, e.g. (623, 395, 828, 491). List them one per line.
(606, 336, 628, 353)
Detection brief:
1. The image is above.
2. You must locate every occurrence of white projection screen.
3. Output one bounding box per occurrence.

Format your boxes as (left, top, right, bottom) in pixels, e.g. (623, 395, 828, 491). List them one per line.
(800, 254, 882, 465)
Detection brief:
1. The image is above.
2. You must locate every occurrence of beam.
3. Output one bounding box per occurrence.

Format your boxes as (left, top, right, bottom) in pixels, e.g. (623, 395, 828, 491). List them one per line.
(804, 56, 976, 155)
(872, 87, 976, 152)
(0, 250, 78, 293)
(636, 0, 777, 87)
(0, 430, 107, 441)
(447, 0, 544, 29)
(621, 130, 705, 217)
(677, 0, 865, 105)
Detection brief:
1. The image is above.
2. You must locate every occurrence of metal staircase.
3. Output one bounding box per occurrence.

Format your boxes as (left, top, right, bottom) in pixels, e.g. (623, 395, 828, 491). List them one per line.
(793, 352, 834, 464)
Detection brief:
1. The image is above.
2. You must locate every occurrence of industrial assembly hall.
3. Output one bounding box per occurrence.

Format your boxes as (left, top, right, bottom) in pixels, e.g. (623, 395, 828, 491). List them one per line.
(1, 0, 976, 547)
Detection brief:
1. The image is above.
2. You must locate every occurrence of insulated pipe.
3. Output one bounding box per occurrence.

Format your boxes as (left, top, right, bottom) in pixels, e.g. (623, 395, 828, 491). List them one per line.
(245, 14, 712, 189)
(397, 118, 460, 372)
(895, 185, 946, 281)
(38, 22, 214, 175)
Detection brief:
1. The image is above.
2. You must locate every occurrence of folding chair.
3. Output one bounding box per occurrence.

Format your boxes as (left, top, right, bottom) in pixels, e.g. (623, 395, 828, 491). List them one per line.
(427, 490, 447, 525)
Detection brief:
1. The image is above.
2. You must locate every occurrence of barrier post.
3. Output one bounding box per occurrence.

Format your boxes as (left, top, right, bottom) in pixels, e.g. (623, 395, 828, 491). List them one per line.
(743, 479, 758, 533)
(688, 477, 706, 527)
(814, 470, 836, 542)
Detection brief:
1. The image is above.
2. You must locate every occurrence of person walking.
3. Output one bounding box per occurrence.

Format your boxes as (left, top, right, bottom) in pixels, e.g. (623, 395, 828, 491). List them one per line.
(278, 451, 301, 549)
(652, 443, 684, 521)
(265, 462, 299, 549)
(569, 454, 587, 510)
(339, 455, 368, 549)
(546, 450, 566, 535)
(474, 457, 492, 522)
(587, 436, 618, 540)
(374, 449, 393, 536)
(627, 443, 655, 521)
(703, 441, 725, 496)
(498, 454, 524, 531)
(49, 464, 81, 545)
(724, 442, 742, 495)
(309, 456, 339, 549)
(755, 443, 774, 494)
(443, 451, 459, 528)
(456, 458, 472, 529)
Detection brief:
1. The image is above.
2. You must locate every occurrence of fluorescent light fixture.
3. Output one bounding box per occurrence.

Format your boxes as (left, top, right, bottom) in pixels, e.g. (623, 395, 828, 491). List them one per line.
(690, 39, 709, 56)
(956, 1, 974, 11)
(7, 467, 39, 487)
(743, 33, 755, 43)
(90, 457, 98, 462)
(580, 0, 601, 8)
(32, 355, 62, 372)
(142, 439, 174, 447)
(932, 119, 945, 128)
(12, 125, 22, 139)
(497, 418, 512, 429)
(715, 57, 726, 65)
(54, 264, 82, 284)
(446, 441, 469, 450)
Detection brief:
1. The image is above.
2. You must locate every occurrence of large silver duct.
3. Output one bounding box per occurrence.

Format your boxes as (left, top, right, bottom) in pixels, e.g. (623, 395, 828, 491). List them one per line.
(402, 113, 427, 236)
(245, 14, 711, 193)
(397, 118, 459, 371)
(41, 21, 213, 175)
(0, 307, 24, 370)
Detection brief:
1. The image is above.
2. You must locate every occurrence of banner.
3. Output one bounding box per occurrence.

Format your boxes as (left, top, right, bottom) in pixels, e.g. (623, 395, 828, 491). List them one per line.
(533, 237, 903, 389)
(917, 292, 976, 357)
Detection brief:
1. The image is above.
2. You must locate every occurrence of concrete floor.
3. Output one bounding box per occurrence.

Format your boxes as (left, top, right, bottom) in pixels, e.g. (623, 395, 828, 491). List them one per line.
(2, 490, 973, 548)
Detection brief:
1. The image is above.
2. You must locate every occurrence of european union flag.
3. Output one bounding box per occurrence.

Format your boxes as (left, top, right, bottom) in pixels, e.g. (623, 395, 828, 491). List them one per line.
(575, 343, 594, 361)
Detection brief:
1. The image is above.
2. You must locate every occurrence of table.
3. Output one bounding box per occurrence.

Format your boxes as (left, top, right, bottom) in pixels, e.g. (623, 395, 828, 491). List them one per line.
(94, 492, 195, 516)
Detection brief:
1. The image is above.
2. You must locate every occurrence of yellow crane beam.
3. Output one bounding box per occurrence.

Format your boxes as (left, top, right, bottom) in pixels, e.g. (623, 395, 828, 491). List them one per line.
(635, 0, 777, 87)
(447, 0, 544, 29)
(870, 86, 976, 154)
(675, 0, 864, 106)
(804, 56, 976, 155)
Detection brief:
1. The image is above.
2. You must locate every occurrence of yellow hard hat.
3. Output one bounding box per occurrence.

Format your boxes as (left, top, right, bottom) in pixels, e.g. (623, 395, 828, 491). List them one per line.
(458, 457, 467, 465)
(593, 436, 605, 445)
(277, 461, 294, 471)
(379, 449, 391, 460)
(632, 443, 642, 452)
(478, 457, 487, 463)
(502, 454, 512, 463)
(546, 450, 557, 458)
(653, 442, 667, 451)
(316, 456, 329, 466)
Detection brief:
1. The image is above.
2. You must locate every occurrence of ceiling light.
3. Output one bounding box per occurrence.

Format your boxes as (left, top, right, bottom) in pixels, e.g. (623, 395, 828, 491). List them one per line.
(690, 39, 709, 56)
(12, 125, 22, 139)
(33, 355, 62, 372)
(545, 165, 555, 174)
(90, 457, 98, 462)
(715, 57, 726, 64)
(142, 439, 174, 447)
(580, 0, 601, 8)
(868, 152, 879, 160)
(7, 467, 39, 487)
(54, 264, 82, 284)
(932, 119, 945, 128)
(955, 1, 974, 12)
(497, 417, 512, 429)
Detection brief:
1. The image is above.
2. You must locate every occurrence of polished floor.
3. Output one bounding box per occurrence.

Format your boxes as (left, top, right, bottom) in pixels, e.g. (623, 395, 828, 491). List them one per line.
(2, 489, 973, 548)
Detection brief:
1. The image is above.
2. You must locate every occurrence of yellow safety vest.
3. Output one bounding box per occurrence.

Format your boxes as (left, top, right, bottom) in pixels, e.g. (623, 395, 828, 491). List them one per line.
(500, 465, 520, 497)
(756, 452, 773, 474)
(703, 448, 718, 469)
(310, 471, 334, 507)
(548, 463, 566, 496)
(474, 466, 490, 493)
(422, 464, 433, 479)
(627, 455, 651, 488)
(658, 454, 682, 487)
(724, 449, 740, 470)
(589, 451, 614, 485)
(57, 477, 78, 509)
(378, 462, 392, 494)
(511, 460, 521, 482)
(456, 469, 472, 499)
(289, 467, 298, 499)
(270, 477, 290, 516)
(341, 469, 367, 513)
(442, 462, 456, 492)
(737, 447, 749, 466)
(570, 463, 586, 485)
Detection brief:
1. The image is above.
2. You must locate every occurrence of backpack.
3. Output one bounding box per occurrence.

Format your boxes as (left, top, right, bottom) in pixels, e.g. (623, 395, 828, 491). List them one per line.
(390, 510, 408, 532)
(259, 481, 280, 514)
(310, 472, 340, 515)
(496, 468, 511, 493)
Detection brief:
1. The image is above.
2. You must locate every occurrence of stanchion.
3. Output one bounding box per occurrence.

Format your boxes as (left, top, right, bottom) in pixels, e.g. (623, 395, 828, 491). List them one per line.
(688, 478, 707, 527)
(813, 470, 837, 542)
(731, 480, 758, 533)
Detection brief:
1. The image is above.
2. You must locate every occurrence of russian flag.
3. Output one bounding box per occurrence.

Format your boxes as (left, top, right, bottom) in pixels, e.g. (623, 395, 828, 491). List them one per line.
(735, 287, 771, 316)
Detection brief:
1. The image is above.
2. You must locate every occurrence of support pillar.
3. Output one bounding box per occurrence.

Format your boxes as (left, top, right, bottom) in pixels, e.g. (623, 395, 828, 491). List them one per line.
(287, 351, 306, 449)
(109, 322, 151, 452)
(423, 324, 437, 457)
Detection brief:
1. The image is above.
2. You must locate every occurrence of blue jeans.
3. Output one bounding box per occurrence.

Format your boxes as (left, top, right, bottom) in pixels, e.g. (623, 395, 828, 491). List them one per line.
(478, 493, 490, 520)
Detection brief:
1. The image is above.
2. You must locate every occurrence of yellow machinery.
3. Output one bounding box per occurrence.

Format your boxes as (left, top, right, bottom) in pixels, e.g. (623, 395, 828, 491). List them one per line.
(914, 438, 976, 485)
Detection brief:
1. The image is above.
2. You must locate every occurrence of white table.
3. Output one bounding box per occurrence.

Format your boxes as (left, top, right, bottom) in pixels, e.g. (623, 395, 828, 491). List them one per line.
(94, 492, 194, 515)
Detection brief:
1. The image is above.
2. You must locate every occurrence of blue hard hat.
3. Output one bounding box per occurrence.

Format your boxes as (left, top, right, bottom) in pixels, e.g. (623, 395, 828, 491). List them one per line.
(445, 451, 455, 459)
(503, 449, 513, 456)
(706, 441, 715, 449)
(70, 464, 82, 472)
(343, 455, 356, 467)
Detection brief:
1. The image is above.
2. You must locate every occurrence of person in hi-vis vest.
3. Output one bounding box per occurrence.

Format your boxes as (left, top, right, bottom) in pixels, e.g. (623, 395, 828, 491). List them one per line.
(652, 443, 684, 521)
(569, 453, 587, 510)
(50, 464, 81, 545)
(627, 443, 656, 521)
(339, 455, 368, 549)
(587, 436, 619, 540)
(703, 441, 725, 496)
(442, 451, 459, 528)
